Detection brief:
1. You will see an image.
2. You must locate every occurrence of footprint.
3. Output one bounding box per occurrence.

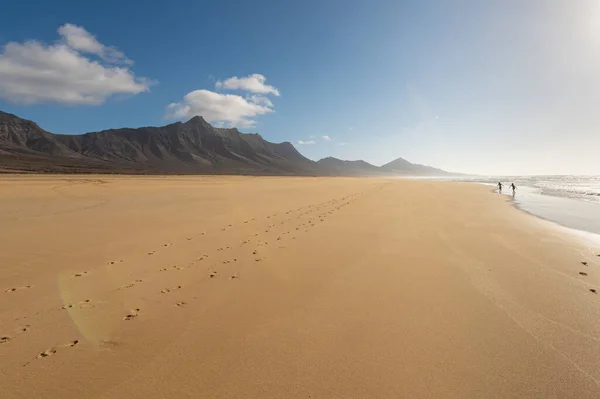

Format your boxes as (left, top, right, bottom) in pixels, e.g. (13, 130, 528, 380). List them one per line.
(35, 340, 79, 360)
(582, 262, 588, 266)
(72, 272, 88, 278)
(176, 301, 187, 307)
(106, 260, 123, 265)
(209, 272, 217, 278)
(0, 325, 29, 344)
(118, 280, 143, 290)
(37, 348, 57, 359)
(590, 289, 597, 294)
(161, 286, 182, 293)
(148, 251, 155, 255)
(3, 286, 30, 293)
(123, 309, 140, 321)
(580, 272, 588, 276)
(187, 237, 193, 240)
(230, 274, 239, 280)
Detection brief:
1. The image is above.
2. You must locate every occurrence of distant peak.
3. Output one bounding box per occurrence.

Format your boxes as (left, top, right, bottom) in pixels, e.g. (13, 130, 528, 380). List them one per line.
(0, 110, 21, 120)
(186, 115, 208, 125)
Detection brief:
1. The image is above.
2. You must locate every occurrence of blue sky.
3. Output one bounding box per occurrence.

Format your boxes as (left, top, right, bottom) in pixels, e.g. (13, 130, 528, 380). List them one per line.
(1, 0, 599, 175)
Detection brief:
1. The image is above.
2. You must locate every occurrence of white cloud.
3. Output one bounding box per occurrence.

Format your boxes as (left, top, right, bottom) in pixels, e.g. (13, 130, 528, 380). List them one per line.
(339, 142, 348, 146)
(322, 135, 332, 141)
(0, 24, 152, 105)
(247, 94, 273, 107)
(166, 89, 274, 128)
(167, 73, 280, 128)
(216, 73, 280, 96)
(297, 140, 316, 145)
(58, 23, 131, 65)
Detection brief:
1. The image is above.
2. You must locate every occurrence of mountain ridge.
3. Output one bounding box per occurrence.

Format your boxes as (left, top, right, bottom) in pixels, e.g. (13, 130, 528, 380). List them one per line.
(0, 111, 451, 176)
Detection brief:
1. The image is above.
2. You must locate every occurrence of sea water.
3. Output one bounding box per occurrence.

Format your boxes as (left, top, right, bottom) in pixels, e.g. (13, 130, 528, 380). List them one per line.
(450, 175, 600, 236)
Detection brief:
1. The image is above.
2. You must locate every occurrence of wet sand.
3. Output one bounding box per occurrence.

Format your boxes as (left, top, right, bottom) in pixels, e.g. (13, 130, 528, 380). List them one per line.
(1, 175, 600, 398)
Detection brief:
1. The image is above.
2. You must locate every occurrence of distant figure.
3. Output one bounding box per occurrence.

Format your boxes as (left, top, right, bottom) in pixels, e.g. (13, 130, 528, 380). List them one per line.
(497, 182, 503, 193)
(510, 183, 516, 195)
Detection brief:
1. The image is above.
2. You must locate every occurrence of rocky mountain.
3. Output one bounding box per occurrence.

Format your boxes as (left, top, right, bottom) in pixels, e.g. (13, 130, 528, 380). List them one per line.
(0, 111, 318, 174)
(380, 157, 449, 176)
(0, 110, 452, 176)
(316, 157, 381, 176)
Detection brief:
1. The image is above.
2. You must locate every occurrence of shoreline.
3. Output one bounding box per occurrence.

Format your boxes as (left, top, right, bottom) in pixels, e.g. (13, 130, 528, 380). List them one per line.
(510, 195, 600, 245)
(469, 179, 600, 238)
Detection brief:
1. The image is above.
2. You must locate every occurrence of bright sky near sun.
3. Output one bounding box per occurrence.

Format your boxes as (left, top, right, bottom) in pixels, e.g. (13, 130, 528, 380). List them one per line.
(1, 0, 600, 175)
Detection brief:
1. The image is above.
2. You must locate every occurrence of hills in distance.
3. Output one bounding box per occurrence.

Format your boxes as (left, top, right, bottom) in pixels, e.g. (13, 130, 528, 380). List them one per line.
(0, 110, 451, 176)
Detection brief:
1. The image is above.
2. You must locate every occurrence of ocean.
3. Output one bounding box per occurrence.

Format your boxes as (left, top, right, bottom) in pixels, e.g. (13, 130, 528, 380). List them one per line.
(434, 175, 600, 237)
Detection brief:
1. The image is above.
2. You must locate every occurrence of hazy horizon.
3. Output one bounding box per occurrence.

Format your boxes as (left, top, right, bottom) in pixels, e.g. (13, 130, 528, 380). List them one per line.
(2, 0, 599, 175)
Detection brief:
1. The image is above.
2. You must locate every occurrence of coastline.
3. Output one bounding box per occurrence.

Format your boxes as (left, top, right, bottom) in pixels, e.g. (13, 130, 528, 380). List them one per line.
(477, 181, 600, 241)
(1, 176, 600, 398)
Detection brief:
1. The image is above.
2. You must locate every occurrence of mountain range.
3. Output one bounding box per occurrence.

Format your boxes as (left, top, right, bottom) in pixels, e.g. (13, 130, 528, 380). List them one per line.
(0, 110, 450, 176)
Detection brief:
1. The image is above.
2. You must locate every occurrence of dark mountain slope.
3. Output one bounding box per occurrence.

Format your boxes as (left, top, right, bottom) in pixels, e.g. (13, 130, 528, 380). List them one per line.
(0, 112, 317, 174)
(316, 157, 381, 176)
(380, 157, 450, 176)
(0, 110, 453, 176)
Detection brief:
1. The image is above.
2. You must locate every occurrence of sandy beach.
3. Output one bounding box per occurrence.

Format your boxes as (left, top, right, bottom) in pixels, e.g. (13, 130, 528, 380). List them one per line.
(1, 175, 600, 398)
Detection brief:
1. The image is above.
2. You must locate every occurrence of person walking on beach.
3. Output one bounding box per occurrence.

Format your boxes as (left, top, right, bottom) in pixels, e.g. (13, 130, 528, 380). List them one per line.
(497, 182, 503, 193)
(510, 183, 516, 195)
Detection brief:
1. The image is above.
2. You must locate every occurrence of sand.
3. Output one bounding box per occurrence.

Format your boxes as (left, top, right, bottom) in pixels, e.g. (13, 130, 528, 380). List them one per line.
(1, 175, 600, 398)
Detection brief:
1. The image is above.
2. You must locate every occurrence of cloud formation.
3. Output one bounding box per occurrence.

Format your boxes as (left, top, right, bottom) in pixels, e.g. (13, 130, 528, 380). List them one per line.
(166, 90, 274, 128)
(322, 135, 332, 141)
(58, 23, 131, 65)
(216, 74, 280, 96)
(297, 140, 316, 145)
(167, 73, 280, 128)
(0, 24, 152, 105)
